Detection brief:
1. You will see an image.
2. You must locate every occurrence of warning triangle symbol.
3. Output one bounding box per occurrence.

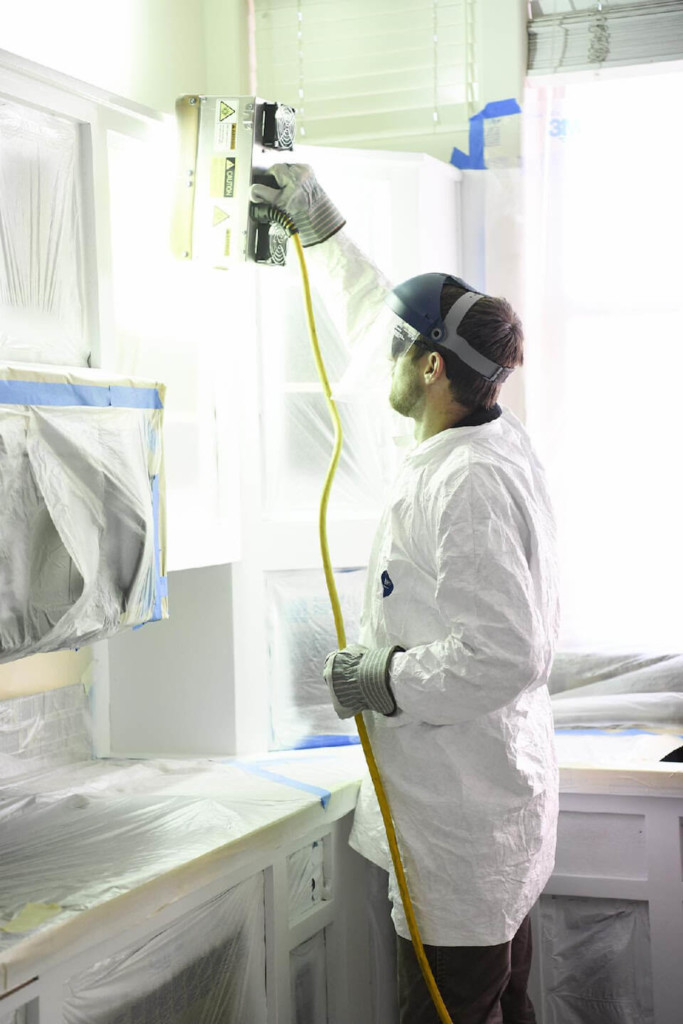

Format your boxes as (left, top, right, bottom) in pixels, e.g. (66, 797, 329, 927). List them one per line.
(213, 206, 230, 226)
(220, 102, 235, 121)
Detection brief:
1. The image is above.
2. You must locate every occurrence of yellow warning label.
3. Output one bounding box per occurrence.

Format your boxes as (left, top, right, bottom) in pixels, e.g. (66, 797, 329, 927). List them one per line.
(220, 101, 235, 121)
(223, 158, 236, 198)
(213, 206, 229, 227)
(224, 230, 231, 257)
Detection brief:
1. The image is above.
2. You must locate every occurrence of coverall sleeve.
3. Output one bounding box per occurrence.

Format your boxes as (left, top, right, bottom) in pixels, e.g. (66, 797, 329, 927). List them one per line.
(389, 468, 551, 725)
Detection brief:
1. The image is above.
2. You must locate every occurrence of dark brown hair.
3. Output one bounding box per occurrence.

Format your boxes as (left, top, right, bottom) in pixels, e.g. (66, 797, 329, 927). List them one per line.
(412, 282, 523, 409)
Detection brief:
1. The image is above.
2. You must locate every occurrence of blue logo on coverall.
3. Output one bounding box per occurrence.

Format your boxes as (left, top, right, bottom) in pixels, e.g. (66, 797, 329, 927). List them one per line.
(381, 571, 394, 597)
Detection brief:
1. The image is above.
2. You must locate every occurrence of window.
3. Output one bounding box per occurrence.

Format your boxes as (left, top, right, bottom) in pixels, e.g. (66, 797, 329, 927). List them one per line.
(523, 63, 683, 652)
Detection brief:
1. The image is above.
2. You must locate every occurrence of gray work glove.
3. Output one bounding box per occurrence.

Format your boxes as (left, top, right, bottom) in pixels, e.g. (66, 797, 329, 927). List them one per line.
(323, 643, 404, 720)
(249, 164, 345, 247)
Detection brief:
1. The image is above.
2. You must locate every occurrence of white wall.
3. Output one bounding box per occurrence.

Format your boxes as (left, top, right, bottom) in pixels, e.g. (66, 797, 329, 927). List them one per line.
(0, 0, 245, 112)
(108, 565, 236, 757)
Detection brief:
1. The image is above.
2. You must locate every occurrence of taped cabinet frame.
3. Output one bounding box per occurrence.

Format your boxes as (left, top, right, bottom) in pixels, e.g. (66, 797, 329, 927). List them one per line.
(527, 772, 683, 1024)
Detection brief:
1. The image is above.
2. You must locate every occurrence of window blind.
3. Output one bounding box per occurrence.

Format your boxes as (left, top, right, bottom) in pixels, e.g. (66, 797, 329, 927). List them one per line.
(528, 1, 683, 74)
(253, 0, 477, 148)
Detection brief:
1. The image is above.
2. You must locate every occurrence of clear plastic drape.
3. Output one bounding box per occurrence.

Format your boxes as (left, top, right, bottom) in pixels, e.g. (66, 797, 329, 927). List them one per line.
(0, 367, 167, 663)
(290, 930, 328, 1024)
(548, 651, 683, 762)
(0, 98, 88, 366)
(63, 875, 267, 1024)
(0, 683, 92, 783)
(539, 896, 655, 1024)
(266, 568, 366, 749)
(287, 839, 326, 922)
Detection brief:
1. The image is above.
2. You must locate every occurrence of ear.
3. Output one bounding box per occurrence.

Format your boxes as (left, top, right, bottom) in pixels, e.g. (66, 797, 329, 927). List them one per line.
(423, 350, 447, 384)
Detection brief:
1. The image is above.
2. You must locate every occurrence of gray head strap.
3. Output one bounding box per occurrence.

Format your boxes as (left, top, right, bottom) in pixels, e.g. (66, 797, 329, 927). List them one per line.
(431, 291, 512, 383)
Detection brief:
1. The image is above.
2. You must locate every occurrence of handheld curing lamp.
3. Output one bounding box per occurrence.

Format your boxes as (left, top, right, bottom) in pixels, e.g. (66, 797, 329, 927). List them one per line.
(172, 95, 296, 268)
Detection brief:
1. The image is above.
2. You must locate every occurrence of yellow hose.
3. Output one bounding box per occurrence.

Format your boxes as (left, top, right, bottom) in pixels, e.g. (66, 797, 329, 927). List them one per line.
(291, 232, 454, 1024)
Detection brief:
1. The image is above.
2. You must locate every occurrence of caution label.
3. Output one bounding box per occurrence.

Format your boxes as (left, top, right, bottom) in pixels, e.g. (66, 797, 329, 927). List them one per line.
(219, 101, 235, 121)
(209, 157, 237, 199)
(213, 206, 229, 227)
(223, 158, 236, 197)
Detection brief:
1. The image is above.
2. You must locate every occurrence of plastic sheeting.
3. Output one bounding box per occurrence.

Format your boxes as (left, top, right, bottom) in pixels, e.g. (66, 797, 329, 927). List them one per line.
(364, 864, 399, 1024)
(0, 748, 366, 959)
(539, 896, 655, 1024)
(266, 574, 683, 754)
(287, 839, 326, 923)
(62, 874, 267, 1024)
(549, 652, 683, 700)
(0, 1010, 25, 1024)
(0, 98, 88, 366)
(0, 364, 167, 663)
(266, 568, 366, 749)
(0, 683, 92, 782)
(290, 930, 328, 1024)
(548, 652, 683, 760)
(0, 790, 245, 952)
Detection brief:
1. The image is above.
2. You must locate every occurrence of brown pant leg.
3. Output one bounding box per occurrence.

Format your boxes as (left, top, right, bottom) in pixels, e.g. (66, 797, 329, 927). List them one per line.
(397, 934, 511, 1024)
(500, 915, 537, 1024)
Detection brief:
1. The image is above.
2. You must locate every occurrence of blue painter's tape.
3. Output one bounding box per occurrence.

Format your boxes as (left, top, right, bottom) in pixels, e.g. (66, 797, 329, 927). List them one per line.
(0, 379, 163, 409)
(292, 734, 361, 750)
(451, 98, 522, 170)
(132, 475, 167, 631)
(235, 762, 332, 808)
(151, 475, 164, 622)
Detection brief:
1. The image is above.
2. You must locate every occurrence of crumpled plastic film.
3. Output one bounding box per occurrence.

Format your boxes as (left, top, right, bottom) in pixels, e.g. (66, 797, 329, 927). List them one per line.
(365, 864, 399, 1024)
(0, 1009, 25, 1024)
(552, 693, 683, 731)
(0, 683, 92, 783)
(0, 791, 245, 952)
(0, 99, 88, 366)
(290, 930, 328, 1024)
(547, 651, 683, 756)
(287, 840, 325, 924)
(0, 750, 365, 962)
(549, 651, 683, 699)
(266, 568, 366, 749)
(539, 896, 655, 1024)
(0, 364, 167, 662)
(62, 873, 267, 1024)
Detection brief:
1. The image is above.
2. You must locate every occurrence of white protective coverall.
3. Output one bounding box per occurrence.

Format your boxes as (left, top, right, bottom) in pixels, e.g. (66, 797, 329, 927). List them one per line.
(307, 233, 560, 949)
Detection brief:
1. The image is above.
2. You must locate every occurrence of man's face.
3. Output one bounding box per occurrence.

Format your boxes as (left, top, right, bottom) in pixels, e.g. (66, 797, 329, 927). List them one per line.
(389, 346, 425, 418)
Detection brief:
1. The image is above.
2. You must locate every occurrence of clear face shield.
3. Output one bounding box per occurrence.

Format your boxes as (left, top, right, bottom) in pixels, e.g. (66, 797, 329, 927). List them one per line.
(389, 317, 423, 362)
(332, 305, 423, 405)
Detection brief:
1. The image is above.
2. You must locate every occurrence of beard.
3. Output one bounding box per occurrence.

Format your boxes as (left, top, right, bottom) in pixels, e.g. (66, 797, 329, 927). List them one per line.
(389, 362, 423, 418)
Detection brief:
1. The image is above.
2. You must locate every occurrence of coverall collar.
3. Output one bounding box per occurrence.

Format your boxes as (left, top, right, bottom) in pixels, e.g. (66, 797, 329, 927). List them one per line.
(453, 403, 502, 428)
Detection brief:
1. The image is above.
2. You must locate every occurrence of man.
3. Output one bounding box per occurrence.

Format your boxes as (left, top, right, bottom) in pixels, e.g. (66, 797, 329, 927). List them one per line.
(252, 166, 560, 1024)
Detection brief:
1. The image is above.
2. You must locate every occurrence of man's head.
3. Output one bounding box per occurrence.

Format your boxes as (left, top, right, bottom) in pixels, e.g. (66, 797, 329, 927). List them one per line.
(388, 274, 524, 413)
